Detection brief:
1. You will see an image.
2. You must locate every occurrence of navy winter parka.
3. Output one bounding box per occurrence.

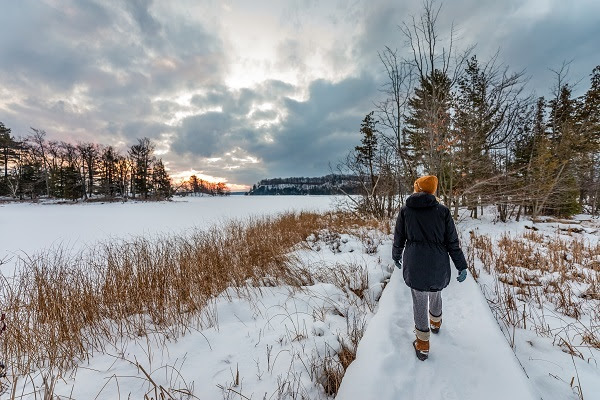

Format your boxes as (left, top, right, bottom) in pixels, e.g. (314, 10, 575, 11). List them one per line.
(392, 192, 468, 292)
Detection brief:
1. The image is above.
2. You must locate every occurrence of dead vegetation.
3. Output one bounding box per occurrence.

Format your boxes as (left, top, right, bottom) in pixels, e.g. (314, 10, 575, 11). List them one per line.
(467, 225, 600, 400)
(0, 211, 386, 398)
(311, 308, 369, 397)
(467, 228, 600, 354)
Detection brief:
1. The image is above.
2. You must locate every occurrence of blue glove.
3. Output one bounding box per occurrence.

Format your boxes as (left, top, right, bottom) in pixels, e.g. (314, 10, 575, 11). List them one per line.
(394, 260, 402, 269)
(457, 269, 467, 282)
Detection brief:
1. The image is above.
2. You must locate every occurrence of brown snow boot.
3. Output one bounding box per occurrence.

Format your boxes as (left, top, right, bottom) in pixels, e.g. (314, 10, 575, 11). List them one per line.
(413, 328, 430, 361)
(429, 312, 442, 334)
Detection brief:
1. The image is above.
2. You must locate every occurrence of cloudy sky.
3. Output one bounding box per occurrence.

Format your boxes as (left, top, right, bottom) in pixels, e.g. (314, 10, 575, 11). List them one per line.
(1, 0, 598, 189)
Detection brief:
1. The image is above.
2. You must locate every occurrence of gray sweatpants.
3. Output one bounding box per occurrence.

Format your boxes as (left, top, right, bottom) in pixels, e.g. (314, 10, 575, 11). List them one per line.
(411, 289, 442, 332)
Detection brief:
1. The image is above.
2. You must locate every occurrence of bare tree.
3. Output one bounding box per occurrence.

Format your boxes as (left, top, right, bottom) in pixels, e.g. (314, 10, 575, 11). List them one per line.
(400, 0, 472, 85)
(375, 47, 416, 198)
(28, 128, 51, 197)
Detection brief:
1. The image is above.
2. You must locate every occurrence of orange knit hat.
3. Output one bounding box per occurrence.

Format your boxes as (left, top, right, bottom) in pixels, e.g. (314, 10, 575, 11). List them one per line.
(413, 175, 438, 194)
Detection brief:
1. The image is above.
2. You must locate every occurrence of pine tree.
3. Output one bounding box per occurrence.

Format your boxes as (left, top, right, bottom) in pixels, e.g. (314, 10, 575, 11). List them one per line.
(59, 142, 84, 200)
(355, 111, 379, 182)
(0, 122, 20, 196)
(353, 112, 392, 218)
(453, 57, 492, 215)
(404, 69, 453, 193)
(151, 159, 171, 199)
(129, 138, 155, 199)
(578, 66, 600, 213)
(545, 84, 581, 215)
(99, 146, 118, 197)
(189, 175, 200, 195)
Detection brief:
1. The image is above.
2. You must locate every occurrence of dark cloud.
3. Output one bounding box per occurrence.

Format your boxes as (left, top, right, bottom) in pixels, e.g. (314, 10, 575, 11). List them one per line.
(1, 0, 598, 188)
(125, 0, 162, 36)
(171, 73, 377, 182)
(172, 112, 233, 157)
(0, 0, 225, 150)
(355, 0, 600, 95)
(191, 81, 296, 116)
(1, 1, 112, 91)
(493, 2, 600, 96)
(120, 121, 170, 141)
(261, 75, 377, 177)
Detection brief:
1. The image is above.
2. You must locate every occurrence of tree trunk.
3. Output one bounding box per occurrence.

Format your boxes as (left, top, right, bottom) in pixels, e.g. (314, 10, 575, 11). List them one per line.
(3, 148, 7, 178)
(453, 197, 459, 220)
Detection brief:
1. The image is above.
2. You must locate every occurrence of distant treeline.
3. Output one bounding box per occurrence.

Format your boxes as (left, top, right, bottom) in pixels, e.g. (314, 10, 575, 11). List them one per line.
(0, 126, 171, 201)
(247, 174, 362, 195)
(176, 175, 230, 197)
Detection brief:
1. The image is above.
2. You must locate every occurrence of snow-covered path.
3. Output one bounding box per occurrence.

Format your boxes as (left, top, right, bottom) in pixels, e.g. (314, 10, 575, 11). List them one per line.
(337, 266, 539, 400)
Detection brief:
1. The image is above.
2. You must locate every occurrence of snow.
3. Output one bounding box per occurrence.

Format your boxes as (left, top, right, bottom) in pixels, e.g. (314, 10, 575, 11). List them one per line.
(2, 198, 597, 399)
(458, 210, 600, 400)
(42, 283, 358, 399)
(0, 195, 335, 276)
(337, 248, 538, 400)
(339, 210, 599, 400)
(1, 196, 391, 399)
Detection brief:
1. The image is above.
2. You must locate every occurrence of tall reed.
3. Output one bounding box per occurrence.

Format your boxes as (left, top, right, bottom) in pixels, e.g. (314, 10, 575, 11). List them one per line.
(0, 211, 379, 377)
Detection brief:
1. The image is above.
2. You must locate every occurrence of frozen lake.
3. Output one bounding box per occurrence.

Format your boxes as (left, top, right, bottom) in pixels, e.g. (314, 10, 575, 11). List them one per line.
(1, 195, 337, 275)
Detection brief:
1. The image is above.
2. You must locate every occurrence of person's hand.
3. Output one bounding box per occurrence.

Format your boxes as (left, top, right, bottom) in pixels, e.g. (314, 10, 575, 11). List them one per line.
(394, 260, 402, 270)
(457, 269, 467, 282)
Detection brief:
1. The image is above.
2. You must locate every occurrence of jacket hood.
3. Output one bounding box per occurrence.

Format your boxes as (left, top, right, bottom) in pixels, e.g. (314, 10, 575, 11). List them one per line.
(406, 192, 439, 208)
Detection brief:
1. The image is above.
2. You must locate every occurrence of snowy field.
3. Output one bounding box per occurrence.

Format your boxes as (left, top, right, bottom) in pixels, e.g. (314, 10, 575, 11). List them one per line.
(1, 197, 598, 399)
(1, 195, 337, 256)
(1, 196, 335, 276)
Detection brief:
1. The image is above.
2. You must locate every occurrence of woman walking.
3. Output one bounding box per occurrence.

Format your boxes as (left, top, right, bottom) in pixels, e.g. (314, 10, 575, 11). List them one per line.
(392, 175, 468, 361)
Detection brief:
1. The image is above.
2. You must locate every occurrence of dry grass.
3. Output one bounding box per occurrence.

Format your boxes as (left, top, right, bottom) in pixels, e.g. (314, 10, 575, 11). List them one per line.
(313, 313, 368, 397)
(468, 228, 600, 354)
(0, 210, 381, 382)
(468, 227, 599, 400)
(209, 256, 385, 400)
(307, 260, 377, 397)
